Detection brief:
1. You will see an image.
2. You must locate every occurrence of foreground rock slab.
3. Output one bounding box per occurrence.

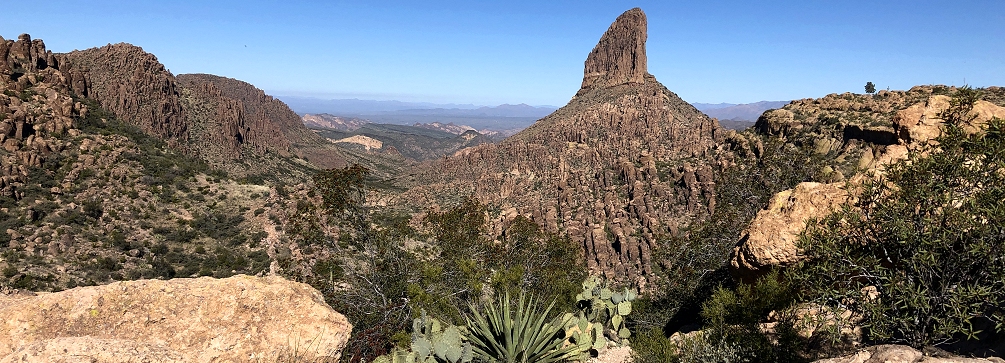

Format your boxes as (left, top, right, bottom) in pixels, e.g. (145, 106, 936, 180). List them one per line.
(0, 275, 351, 363)
(814, 344, 1004, 363)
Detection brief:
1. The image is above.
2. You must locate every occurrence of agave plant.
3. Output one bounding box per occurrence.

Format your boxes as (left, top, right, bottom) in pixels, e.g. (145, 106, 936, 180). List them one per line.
(465, 291, 586, 363)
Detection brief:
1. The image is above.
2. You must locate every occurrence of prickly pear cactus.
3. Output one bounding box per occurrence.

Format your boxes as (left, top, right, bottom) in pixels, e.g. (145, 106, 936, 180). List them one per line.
(376, 311, 474, 363)
(568, 276, 637, 352)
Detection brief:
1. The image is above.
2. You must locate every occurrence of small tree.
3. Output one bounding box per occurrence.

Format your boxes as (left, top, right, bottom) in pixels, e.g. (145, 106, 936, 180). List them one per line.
(864, 82, 876, 94)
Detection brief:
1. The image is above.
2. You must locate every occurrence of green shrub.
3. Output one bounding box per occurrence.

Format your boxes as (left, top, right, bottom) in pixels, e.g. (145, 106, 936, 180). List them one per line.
(494, 216, 586, 311)
(644, 137, 830, 333)
(700, 270, 807, 363)
(304, 166, 416, 363)
(634, 328, 748, 363)
(792, 88, 1005, 350)
(631, 327, 679, 363)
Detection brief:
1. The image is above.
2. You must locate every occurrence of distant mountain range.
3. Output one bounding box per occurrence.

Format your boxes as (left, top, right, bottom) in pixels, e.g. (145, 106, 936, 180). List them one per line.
(692, 101, 790, 128)
(285, 96, 787, 133)
(276, 96, 557, 118)
(278, 96, 557, 135)
(274, 96, 483, 114)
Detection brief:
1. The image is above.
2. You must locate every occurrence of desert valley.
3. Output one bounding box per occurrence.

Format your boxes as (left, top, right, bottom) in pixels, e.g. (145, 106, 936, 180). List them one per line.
(2, 6, 1005, 363)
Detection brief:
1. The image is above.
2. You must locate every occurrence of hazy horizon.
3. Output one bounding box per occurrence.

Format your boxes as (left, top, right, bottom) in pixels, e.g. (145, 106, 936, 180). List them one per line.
(2, 1, 1002, 106)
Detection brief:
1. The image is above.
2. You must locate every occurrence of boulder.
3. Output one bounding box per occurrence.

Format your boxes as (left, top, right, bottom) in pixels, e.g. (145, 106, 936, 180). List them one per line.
(813, 344, 1003, 363)
(730, 182, 850, 283)
(754, 108, 797, 136)
(0, 275, 351, 362)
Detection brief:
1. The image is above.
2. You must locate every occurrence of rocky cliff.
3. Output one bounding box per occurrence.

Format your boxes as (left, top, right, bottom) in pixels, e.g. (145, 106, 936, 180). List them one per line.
(176, 74, 297, 161)
(399, 8, 724, 283)
(56, 40, 395, 178)
(61, 43, 189, 148)
(580, 8, 647, 92)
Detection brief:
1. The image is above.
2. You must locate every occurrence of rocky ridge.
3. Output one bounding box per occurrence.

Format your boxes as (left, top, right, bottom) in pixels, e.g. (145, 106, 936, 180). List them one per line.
(729, 87, 1005, 282)
(0, 34, 343, 292)
(56, 43, 400, 179)
(398, 8, 725, 282)
(61, 43, 188, 148)
(302, 113, 370, 131)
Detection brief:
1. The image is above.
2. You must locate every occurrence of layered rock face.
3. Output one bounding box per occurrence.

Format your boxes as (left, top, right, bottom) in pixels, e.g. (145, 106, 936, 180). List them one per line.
(0, 34, 91, 200)
(730, 89, 1005, 282)
(302, 113, 370, 131)
(402, 8, 724, 282)
(61, 43, 189, 147)
(0, 275, 352, 362)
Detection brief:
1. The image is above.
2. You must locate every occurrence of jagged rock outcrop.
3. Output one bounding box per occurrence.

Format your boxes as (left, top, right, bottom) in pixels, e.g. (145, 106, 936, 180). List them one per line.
(0, 34, 90, 200)
(893, 95, 1005, 144)
(0, 275, 351, 362)
(812, 345, 1003, 363)
(400, 8, 724, 282)
(730, 89, 1005, 282)
(61, 43, 189, 147)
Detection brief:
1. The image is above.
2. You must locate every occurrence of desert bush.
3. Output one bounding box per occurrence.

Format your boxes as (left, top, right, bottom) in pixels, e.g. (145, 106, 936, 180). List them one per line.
(632, 271, 805, 363)
(306, 166, 416, 363)
(640, 137, 830, 333)
(411, 200, 586, 326)
(300, 165, 588, 363)
(792, 88, 1005, 350)
(493, 216, 586, 310)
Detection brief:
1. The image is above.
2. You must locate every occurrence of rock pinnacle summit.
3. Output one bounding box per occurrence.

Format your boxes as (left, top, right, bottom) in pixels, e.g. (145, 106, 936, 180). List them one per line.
(403, 8, 725, 282)
(580, 8, 648, 92)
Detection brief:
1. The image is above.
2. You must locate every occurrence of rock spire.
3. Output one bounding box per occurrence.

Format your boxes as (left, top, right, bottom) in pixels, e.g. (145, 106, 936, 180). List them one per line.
(399, 8, 725, 283)
(580, 8, 648, 91)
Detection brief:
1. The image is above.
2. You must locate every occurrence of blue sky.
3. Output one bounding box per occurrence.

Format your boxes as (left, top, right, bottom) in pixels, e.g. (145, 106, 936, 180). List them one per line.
(2, 1, 1003, 106)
